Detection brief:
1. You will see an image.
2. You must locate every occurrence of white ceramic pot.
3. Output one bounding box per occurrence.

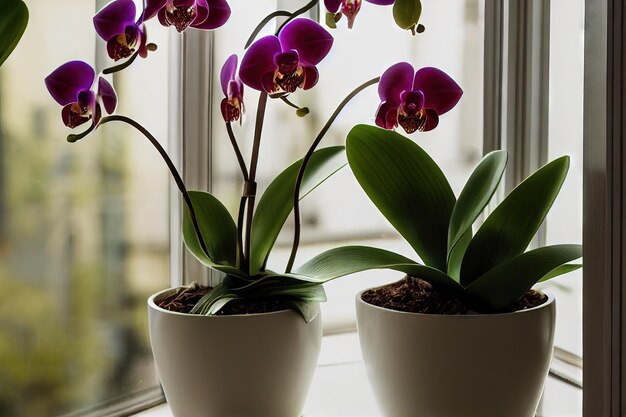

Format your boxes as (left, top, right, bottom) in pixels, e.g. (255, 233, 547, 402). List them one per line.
(148, 288, 323, 417)
(356, 290, 556, 417)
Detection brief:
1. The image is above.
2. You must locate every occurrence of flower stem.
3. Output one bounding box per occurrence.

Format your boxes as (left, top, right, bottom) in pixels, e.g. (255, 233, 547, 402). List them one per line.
(276, 0, 319, 35)
(103, 51, 140, 75)
(225, 122, 249, 269)
(97, 115, 210, 258)
(284, 76, 380, 273)
(243, 92, 269, 274)
(226, 122, 249, 181)
(245, 10, 292, 49)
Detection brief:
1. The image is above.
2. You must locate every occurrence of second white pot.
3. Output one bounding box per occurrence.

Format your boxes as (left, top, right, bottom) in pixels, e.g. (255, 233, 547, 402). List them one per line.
(356, 290, 556, 417)
(148, 288, 323, 417)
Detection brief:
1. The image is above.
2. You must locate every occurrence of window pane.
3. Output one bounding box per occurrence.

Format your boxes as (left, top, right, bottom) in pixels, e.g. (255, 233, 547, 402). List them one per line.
(0, 1, 171, 415)
(210, 0, 484, 331)
(538, 0, 584, 415)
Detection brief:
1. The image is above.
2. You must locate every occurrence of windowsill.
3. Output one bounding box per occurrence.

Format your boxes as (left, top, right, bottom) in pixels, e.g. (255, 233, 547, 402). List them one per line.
(134, 332, 580, 417)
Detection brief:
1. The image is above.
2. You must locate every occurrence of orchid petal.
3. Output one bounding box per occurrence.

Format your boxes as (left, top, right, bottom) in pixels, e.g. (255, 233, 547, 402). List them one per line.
(192, 0, 231, 29)
(302, 66, 319, 90)
(365, 0, 395, 4)
(192, 0, 209, 26)
(61, 104, 91, 129)
(240, 36, 281, 91)
(261, 71, 277, 93)
(98, 77, 118, 114)
(145, 0, 166, 20)
(278, 18, 333, 66)
(412, 67, 463, 115)
(138, 25, 149, 57)
(422, 108, 439, 131)
(173, 0, 195, 8)
(157, 8, 169, 26)
(93, 0, 137, 41)
(93, 105, 103, 127)
(325, 0, 342, 13)
(226, 80, 242, 101)
(378, 62, 413, 105)
(220, 54, 238, 96)
(45, 61, 96, 106)
(375, 101, 399, 129)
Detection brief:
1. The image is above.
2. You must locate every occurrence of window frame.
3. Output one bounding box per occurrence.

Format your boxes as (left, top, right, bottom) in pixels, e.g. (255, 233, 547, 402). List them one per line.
(582, 0, 626, 415)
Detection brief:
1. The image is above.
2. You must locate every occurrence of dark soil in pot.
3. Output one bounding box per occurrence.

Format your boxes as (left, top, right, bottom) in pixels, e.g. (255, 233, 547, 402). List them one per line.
(361, 275, 547, 314)
(156, 283, 290, 315)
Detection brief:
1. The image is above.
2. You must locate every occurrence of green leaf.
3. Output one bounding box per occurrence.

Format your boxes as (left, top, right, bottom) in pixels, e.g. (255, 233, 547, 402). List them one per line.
(0, 0, 28, 67)
(393, 0, 422, 31)
(538, 263, 582, 283)
(447, 229, 472, 281)
(183, 191, 242, 276)
(294, 245, 463, 295)
(460, 156, 570, 286)
(447, 150, 507, 274)
(466, 244, 582, 311)
(346, 125, 455, 270)
(190, 283, 232, 315)
(284, 300, 319, 323)
(250, 146, 346, 274)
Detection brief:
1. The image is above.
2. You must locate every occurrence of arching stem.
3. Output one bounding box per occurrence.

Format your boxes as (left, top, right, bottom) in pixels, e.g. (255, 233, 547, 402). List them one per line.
(284, 76, 380, 272)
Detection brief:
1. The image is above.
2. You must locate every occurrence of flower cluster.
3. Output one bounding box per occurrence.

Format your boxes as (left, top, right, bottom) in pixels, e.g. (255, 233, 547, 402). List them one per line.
(43, 0, 464, 319)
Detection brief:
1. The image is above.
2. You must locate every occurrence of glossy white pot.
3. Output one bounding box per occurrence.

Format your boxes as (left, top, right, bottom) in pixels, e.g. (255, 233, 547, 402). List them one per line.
(356, 290, 556, 417)
(148, 288, 322, 417)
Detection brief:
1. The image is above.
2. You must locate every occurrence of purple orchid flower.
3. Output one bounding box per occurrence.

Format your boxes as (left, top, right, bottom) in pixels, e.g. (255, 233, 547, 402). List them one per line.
(93, 0, 150, 61)
(325, 0, 394, 28)
(144, 0, 231, 33)
(220, 54, 244, 123)
(44, 61, 117, 129)
(375, 63, 463, 134)
(239, 18, 333, 95)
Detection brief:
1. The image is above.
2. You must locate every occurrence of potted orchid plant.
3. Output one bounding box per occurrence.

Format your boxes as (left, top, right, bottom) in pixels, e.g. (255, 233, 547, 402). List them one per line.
(288, 66, 583, 416)
(42, 0, 434, 416)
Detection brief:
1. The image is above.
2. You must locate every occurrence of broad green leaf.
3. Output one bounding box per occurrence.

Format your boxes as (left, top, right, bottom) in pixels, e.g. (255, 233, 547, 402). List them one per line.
(447, 150, 507, 258)
(393, 0, 422, 31)
(346, 125, 455, 270)
(207, 296, 237, 315)
(460, 156, 570, 286)
(190, 283, 232, 315)
(284, 300, 319, 323)
(183, 191, 241, 275)
(466, 244, 582, 311)
(250, 146, 346, 274)
(538, 263, 582, 283)
(262, 283, 327, 302)
(0, 0, 28, 67)
(294, 245, 463, 295)
(447, 229, 472, 281)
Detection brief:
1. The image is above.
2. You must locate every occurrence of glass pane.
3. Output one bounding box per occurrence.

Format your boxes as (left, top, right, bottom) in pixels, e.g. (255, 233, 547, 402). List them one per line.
(538, 0, 584, 415)
(0, 1, 171, 415)
(210, 0, 484, 331)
